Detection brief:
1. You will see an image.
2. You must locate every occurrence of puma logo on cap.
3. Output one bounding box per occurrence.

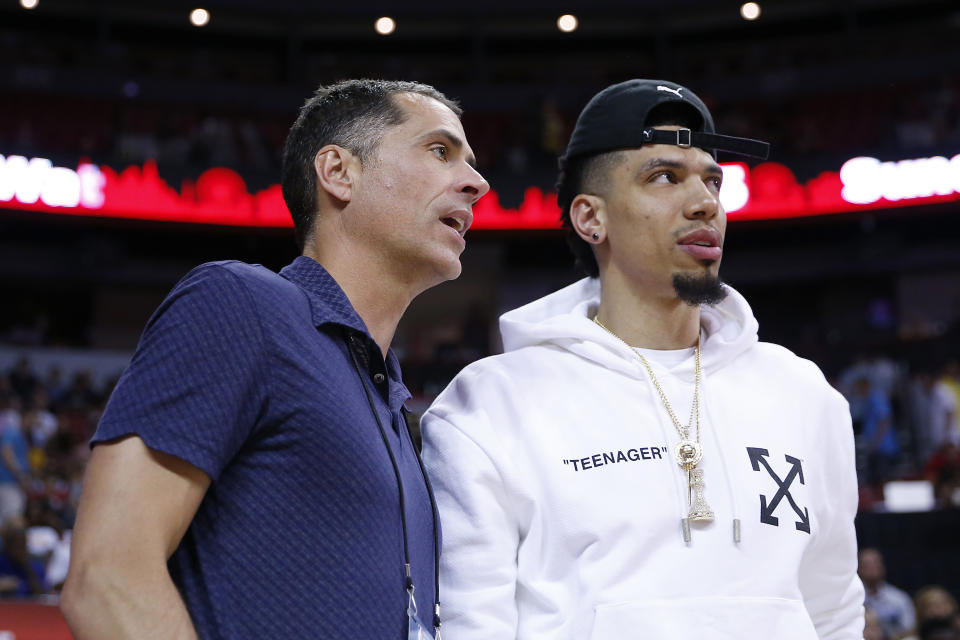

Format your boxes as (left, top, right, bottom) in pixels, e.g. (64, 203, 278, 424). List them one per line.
(657, 85, 683, 98)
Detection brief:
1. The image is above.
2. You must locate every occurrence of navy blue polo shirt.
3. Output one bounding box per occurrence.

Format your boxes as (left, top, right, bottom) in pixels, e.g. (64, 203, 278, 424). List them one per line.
(93, 256, 437, 639)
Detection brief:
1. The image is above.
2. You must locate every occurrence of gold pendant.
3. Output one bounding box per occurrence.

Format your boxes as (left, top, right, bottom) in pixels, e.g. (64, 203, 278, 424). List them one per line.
(674, 439, 703, 471)
(688, 467, 714, 521)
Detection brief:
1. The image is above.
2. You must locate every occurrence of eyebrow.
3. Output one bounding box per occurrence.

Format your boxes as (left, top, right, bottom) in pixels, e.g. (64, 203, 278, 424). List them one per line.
(419, 128, 478, 169)
(639, 157, 724, 176)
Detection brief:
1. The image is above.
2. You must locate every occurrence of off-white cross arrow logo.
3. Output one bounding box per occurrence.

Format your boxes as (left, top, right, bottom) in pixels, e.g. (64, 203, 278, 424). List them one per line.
(747, 447, 811, 534)
(657, 85, 683, 97)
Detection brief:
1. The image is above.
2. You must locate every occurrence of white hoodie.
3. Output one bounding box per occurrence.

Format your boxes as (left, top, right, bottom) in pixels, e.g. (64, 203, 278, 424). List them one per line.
(422, 278, 864, 640)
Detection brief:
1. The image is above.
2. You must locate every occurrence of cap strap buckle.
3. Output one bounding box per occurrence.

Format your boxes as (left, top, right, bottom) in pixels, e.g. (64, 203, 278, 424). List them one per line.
(675, 128, 692, 148)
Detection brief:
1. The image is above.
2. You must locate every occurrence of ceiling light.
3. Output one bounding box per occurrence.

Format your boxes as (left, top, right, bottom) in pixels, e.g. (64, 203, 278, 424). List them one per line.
(190, 8, 210, 27)
(375, 16, 396, 35)
(740, 2, 761, 21)
(557, 14, 578, 33)
(20, 0, 39, 9)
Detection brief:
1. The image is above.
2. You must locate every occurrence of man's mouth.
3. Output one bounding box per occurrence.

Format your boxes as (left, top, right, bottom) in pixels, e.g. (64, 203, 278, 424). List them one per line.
(440, 210, 472, 236)
(677, 228, 722, 261)
(441, 217, 465, 233)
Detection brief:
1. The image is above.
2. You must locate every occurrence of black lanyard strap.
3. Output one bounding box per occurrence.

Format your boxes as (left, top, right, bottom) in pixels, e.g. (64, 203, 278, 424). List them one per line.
(346, 331, 442, 633)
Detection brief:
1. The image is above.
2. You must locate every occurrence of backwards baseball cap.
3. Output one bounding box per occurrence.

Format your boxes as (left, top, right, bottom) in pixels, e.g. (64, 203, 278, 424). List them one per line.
(559, 79, 770, 175)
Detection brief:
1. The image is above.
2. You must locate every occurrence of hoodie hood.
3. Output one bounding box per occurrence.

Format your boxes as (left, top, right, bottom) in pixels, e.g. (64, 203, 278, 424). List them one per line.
(499, 277, 759, 376)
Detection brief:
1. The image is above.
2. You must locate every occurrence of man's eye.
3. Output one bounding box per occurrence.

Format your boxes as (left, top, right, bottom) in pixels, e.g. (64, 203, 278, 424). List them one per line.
(431, 146, 448, 160)
(708, 177, 722, 190)
(651, 171, 675, 183)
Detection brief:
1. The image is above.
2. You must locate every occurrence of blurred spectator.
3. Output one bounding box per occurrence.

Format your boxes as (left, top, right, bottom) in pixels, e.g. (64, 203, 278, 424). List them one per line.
(24, 388, 58, 449)
(8, 356, 38, 406)
(26, 524, 71, 592)
(22, 494, 72, 591)
(866, 607, 889, 640)
(870, 354, 902, 398)
(43, 366, 68, 408)
(58, 370, 101, 414)
(901, 586, 960, 640)
(0, 394, 31, 529)
(915, 587, 958, 622)
(924, 443, 960, 508)
(912, 371, 944, 465)
(0, 389, 18, 432)
(0, 517, 49, 597)
(840, 354, 901, 408)
(538, 99, 567, 155)
(854, 377, 900, 487)
(860, 547, 916, 639)
(931, 363, 960, 449)
(843, 357, 874, 426)
(917, 617, 960, 640)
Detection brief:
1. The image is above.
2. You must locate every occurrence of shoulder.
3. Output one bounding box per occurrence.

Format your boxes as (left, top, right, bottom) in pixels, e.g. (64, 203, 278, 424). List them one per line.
(134, 261, 284, 358)
(751, 341, 824, 377)
(163, 261, 301, 319)
(422, 353, 535, 475)
(733, 341, 849, 420)
(177, 260, 286, 297)
(752, 342, 841, 392)
(444, 346, 553, 393)
(425, 346, 556, 431)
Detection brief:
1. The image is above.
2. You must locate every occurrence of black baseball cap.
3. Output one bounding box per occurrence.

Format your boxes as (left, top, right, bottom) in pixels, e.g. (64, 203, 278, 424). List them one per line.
(559, 79, 770, 173)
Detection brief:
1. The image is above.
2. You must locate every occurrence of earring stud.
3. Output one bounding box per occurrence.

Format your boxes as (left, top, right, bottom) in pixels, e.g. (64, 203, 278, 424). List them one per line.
(592, 233, 600, 241)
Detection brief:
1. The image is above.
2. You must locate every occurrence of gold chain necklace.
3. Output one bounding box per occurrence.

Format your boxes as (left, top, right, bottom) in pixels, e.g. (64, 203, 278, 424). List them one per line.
(593, 314, 714, 524)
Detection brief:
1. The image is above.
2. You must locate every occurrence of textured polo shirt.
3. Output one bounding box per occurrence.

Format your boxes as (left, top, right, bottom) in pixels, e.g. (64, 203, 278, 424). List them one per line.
(93, 256, 437, 639)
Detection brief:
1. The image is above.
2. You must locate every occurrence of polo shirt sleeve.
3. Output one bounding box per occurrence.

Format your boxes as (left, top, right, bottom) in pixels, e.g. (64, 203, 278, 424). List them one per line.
(93, 262, 269, 480)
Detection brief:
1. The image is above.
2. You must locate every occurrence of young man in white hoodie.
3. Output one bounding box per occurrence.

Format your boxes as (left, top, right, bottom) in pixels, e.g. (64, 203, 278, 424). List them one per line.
(421, 79, 865, 639)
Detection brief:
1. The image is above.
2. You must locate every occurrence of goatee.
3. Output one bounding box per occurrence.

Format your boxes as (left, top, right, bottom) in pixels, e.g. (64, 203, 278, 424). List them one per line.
(673, 273, 728, 306)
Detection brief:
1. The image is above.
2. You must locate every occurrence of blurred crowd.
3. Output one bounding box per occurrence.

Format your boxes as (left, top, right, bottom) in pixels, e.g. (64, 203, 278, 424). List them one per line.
(835, 355, 960, 509)
(861, 548, 960, 640)
(1, 337, 959, 636)
(0, 356, 107, 597)
(4, 78, 960, 190)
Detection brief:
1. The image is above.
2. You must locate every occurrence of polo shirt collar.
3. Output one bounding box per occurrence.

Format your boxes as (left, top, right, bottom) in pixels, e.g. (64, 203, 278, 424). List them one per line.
(280, 256, 368, 333)
(280, 256, 410, 407)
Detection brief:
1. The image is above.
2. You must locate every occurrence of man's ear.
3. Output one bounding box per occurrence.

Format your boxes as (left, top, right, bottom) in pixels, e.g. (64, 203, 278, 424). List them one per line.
(569, 193, 606, 244)
(313, 145, 358, 204)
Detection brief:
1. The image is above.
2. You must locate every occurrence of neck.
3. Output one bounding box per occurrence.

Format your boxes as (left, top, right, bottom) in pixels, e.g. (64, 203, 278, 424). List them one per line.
(303, 245, 417, 359)
(596, 269, 701, 349)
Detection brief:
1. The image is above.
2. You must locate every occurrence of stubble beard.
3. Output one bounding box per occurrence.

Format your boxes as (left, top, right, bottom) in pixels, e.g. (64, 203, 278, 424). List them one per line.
(672, 270, 728, 306)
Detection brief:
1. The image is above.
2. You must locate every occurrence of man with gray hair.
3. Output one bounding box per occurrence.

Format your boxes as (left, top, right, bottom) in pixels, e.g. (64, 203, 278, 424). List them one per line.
(62, 79, 488, 639)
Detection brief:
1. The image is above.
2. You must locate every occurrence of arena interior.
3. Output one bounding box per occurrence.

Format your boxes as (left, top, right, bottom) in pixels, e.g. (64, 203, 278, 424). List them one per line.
(1, 0, 959, 636)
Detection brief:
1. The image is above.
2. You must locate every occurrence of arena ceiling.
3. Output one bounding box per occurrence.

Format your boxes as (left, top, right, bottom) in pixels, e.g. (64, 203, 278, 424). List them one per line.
(5, 0, 956, 38)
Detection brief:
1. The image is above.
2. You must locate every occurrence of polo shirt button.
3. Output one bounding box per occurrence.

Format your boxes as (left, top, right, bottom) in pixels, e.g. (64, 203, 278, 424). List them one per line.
(373, 373, 386, 384)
